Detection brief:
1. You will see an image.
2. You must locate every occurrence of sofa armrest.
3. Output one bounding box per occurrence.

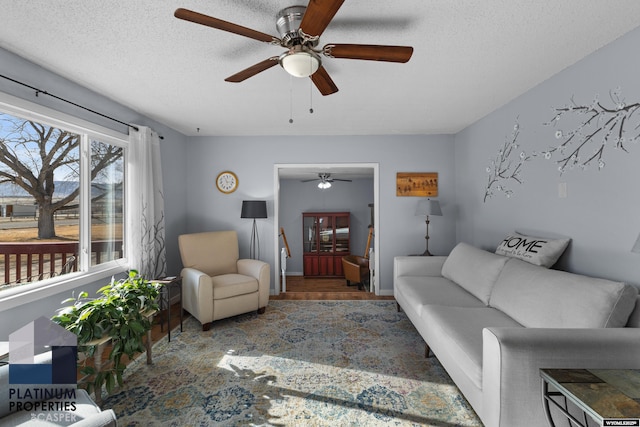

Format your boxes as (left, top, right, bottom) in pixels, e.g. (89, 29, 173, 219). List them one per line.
(394, 256, 447, 278)
(237, 259, 270, 308)
(482, 327, 640, 427)
(180, 267, 214, 325)
(70, 409, 117, 427)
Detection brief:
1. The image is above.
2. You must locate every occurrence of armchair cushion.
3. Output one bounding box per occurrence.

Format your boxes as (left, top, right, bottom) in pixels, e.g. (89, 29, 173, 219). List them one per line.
(178, 230, 239, 276)
(212, 274, 258, 299)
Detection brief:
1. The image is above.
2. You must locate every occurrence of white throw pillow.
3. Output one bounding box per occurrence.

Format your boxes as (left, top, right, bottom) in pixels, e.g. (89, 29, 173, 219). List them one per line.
(495, 232, 570, 268)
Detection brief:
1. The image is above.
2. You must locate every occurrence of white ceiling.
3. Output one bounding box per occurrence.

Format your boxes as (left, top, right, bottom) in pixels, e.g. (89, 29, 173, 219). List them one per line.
(2, 1, 640, 137)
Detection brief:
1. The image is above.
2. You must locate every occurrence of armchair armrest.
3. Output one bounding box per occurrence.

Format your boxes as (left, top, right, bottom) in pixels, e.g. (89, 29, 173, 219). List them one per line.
(394, 256, 447, 278)
(342, 255, 369, 284)
(482, 327, 640, 427)
(237, 259, 270, 308)
(237, 259, 267, 280)
(180, 267, 214, 325)
(343, 255, 369, 269)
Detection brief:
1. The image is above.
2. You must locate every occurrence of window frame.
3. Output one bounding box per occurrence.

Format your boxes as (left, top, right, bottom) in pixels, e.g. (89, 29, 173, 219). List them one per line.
(0, 91, 130, 311)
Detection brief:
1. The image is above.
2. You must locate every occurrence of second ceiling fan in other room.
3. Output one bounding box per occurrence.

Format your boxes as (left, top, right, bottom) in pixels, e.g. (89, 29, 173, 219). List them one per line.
(302, 173, 352, 189)
(174, 0, 413, 95)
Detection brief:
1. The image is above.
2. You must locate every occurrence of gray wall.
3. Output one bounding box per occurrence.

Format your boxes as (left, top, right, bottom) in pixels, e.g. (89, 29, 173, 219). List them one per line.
(183, 135, 457, 294)
(454, 26, 640, 286)
(280, 178, 374, 275)
(0, 47, 189, 339)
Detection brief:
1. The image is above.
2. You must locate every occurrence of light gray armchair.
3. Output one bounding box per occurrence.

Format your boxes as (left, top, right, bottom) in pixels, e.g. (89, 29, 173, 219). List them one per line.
(178, 230, 270, 331)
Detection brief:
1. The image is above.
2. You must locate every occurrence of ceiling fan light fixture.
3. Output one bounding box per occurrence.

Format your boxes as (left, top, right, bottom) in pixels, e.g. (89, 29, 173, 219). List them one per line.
(318, 181, 332, 189)
(280, 49, 321, 78)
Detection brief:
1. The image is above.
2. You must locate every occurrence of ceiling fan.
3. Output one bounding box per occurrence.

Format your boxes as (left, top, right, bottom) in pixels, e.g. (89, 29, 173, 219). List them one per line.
(174, 0, 413, 96)
(302, 173, 352, 189)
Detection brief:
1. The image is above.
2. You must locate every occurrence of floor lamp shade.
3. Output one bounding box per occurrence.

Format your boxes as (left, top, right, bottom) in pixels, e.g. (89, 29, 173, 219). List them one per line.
(241, 201, 267, 259)
(241, 200, 268, 219)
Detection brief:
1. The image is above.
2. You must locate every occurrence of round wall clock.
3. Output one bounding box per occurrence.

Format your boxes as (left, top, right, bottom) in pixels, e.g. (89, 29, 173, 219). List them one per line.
(216, 171, 238, 194)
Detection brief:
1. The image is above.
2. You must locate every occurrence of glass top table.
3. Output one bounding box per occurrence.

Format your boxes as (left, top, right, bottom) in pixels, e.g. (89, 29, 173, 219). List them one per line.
(540, 368, 640, 427)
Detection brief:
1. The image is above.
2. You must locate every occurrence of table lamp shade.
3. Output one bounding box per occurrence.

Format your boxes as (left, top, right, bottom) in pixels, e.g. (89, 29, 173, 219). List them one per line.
(415, 199, 442, 217)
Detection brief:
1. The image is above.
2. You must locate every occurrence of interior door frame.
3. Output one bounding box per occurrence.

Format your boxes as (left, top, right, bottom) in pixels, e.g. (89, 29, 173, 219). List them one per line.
(273, 163, 380, 295)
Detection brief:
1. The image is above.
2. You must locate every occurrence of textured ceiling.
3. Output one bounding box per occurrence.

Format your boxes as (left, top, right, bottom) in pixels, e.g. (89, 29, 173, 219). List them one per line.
(1, 1, 640, 137)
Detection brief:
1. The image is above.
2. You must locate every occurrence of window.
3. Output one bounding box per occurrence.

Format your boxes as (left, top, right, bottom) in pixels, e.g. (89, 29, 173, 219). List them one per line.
(0, 93, 128, 301)
(89, 139, 124, 267)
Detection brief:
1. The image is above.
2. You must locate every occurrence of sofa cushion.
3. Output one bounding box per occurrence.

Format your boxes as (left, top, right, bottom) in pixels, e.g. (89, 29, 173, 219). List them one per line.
(495, 232, 570, 268)
(627, 295, 640, 327)
(441, 242, 509, 304)
(395, 276, 486, 316)
(490, 258, 638, 328)
(420, 306, 523, 389)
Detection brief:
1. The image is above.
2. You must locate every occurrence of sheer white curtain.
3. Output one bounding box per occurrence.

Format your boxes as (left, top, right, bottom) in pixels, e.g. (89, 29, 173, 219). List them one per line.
(127, 126, 166, 278)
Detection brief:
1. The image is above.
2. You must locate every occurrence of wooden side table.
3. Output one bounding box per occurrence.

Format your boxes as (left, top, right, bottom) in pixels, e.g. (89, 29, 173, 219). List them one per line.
(541, 368, 640, 427)
(156, 276, 183, 342)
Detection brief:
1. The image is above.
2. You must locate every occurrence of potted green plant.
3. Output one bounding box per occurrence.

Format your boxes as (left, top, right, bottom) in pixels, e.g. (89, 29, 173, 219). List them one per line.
(52, 270, 161, 396)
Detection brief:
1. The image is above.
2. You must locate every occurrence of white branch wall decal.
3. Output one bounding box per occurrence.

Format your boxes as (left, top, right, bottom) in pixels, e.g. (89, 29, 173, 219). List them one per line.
(483, 88, 640, 202)
(484, 120, 537, 202)
(543, 87, 640, 173)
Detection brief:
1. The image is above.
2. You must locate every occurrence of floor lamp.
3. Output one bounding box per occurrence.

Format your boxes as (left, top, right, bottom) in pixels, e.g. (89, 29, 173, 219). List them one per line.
(241, 200, 267, 259)
(415, 199, 442, 256)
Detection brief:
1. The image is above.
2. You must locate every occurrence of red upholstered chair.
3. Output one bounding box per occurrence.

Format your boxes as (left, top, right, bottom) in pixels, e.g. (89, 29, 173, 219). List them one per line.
(342, 255, 370, 290)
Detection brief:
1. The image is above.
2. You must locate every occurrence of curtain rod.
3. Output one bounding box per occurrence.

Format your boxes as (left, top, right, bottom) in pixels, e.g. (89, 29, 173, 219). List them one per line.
(0, 73, 164, 139)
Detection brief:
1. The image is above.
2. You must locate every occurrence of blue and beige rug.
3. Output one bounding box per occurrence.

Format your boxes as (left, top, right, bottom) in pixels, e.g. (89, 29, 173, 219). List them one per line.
(102, 300, 482, 426)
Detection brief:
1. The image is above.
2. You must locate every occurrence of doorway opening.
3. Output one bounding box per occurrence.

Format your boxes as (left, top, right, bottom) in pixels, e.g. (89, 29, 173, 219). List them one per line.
(273, 163, 380, 296)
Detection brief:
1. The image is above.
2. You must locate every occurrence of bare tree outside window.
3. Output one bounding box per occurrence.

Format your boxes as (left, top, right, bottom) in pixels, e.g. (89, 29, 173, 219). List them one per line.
(0, 112, 124, 288)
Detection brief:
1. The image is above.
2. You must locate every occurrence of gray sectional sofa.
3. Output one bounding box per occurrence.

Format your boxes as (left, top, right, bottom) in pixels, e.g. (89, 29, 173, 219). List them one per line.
(0, 351, 117, 427)
(394, 242, 640, 427)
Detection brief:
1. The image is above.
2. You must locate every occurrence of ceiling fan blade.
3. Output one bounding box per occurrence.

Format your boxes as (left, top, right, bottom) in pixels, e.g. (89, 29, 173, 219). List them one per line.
(301, 178, 320, 182)
(323, 44, 413, 63)
(175, 8, 280, 44)
(310, 66, 339, 96)
(333, 179, 352, 182)
(299, 0, 345, 37)
(225, 57, 279, 82)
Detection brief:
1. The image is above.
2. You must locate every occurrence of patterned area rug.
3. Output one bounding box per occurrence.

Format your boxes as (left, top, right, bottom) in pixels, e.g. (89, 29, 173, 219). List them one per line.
(102, 300, 482, 426)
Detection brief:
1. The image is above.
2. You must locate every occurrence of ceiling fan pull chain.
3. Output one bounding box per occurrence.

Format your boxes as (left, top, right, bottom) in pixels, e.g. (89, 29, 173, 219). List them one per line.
(289, 75, 294, 124)
(309, 68, 314, 114)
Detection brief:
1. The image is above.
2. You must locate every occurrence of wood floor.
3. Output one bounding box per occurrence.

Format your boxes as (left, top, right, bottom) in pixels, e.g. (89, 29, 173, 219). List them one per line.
(270, 275, 394, 300)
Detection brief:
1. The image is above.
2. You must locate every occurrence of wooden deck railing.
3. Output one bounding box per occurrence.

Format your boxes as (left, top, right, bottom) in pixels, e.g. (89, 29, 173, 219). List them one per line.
(0, 240, 123, 287)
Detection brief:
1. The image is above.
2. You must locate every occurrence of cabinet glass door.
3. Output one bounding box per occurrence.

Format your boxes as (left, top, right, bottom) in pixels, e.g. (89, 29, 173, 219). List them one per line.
(303, 216, 317, 253)
(335, 215, 350, 254)
(318, 216, 333, 253)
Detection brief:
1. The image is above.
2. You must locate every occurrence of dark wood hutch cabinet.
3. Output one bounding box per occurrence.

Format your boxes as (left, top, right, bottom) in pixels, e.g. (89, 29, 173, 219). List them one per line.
(303, 212, 350, 277)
